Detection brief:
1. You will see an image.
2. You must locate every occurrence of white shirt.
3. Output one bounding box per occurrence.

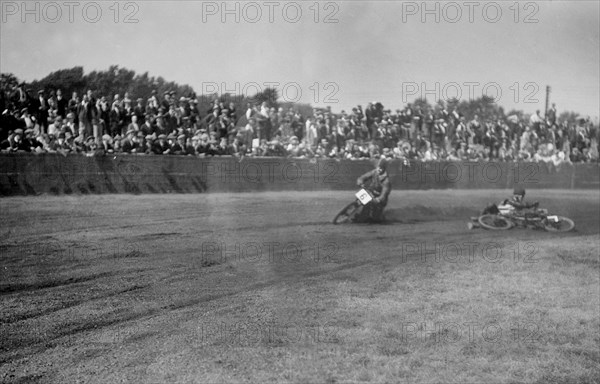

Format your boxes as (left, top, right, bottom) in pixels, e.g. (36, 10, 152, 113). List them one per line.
(529, 114, 542, 124)
(260, 106, 269, 118)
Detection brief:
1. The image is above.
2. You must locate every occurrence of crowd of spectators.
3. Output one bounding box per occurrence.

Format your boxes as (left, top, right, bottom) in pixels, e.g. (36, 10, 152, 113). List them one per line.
(1, 83, 598, 164)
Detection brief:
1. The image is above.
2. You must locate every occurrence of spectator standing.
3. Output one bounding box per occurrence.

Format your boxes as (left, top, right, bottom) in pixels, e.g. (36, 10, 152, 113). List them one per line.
(85, 91, 100, 140)
(147, 91, 159, 115)
(134, 98, 145, 124)
(47, 97, 58, 123)
(12, 82, 28, 109)
(424, 108, 435, 141)
(78, 95, 90, 138)
(547, 103, 557, 126)
(159, 92, 169, 111)
(35, 90, 49, 134)
(227, 102, 237, 123)
(68, 92, 79, 125)
(245, 102, 254, 121)
(98, 97, 110, 135)
(305, 118, 318, 147)
(109, 102, 123, 136)
(412, 106, 423, 137)
(530, 110, 543, 135)
(240, 117, 255, 148)
(112, 94, 122, 110)
(122, 98, 133, 128)
(365, 102, 376, 139)
(56, 89, 67, 118)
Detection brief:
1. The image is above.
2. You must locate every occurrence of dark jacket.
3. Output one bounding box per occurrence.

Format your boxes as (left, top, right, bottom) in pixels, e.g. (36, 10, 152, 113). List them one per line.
(357, 169, 391, 206)
(502, 197, 537, 211)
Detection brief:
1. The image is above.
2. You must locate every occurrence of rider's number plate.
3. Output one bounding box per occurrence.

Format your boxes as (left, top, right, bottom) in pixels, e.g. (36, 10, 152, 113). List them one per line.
(356, 189, 372, 205)
(547, 215, 558, 222)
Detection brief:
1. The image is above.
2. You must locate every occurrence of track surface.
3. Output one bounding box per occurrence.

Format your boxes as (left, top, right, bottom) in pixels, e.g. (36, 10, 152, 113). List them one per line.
(1, 190, 599, 383)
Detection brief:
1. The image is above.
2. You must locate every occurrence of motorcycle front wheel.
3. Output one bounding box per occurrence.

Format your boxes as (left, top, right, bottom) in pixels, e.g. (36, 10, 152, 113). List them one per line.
(333, 201, 363, 224)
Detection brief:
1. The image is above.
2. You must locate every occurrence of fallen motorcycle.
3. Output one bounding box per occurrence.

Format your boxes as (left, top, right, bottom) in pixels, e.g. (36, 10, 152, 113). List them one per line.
(471, 205, 575, 232)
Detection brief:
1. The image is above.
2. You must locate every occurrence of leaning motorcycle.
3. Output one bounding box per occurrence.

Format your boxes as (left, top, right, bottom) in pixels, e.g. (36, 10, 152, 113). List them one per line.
(333, 186, 381, 224)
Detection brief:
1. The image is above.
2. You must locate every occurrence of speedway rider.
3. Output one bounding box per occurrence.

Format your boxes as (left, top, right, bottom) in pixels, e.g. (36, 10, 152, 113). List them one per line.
(501, 186, 541, 227)
(503, 186, 539, 212)
(356, 157, 391, 221)
(478, 185, 539, 227)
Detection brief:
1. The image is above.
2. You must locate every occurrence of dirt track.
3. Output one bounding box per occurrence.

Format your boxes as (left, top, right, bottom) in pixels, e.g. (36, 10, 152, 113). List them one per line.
(1, 190, 599, 383)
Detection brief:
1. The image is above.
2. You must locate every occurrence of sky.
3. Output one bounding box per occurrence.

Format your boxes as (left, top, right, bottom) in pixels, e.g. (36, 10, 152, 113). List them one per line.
(1, 0, 598, 119)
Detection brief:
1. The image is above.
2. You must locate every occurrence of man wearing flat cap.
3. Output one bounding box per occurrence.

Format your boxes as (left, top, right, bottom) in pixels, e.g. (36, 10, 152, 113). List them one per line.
(55, 89, 67, 118)
(170, 134, 186, 155)
(11, 82, 28, 109)
(68, 92, 79, 126)
(161, 92, 171, 111)
(178, 97, 191, 119)
(48, 116, 63, 136)
(147, 91, 159, 115)
(141, 115, 155, 136)
(61, 112, 75, 137)
(195, 133, 210, 156)
(131, 98, 143, 122)
(22, 128, 39, 151)
(18, 108, 34, 130)
(34, 90, 49, 134)
(10, 129, 31, 152)
(153, 133, 169, 155)
(161, 133, 177, 155)
(55, 131, 71, 152)
(183, 136, 196, 155)
(122, 98, 133, 129)
(121, 129, 137, 153)
(77, 94, 92, 139)
(111, 134, 122, 152)
(143, 134, 155, 154)
(133, 131, 145, 154)
(154, 112, 169, 136)
(109, 101, 123, 136)
(122, 92, 132, 106)
(166, 105, 179, 133)
(83, 135, 99, 153)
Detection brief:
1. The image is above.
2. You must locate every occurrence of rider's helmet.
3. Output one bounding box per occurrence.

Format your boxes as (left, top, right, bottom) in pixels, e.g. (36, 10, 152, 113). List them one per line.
(513, 185, 526, 201)
(377, 157, 388, 174)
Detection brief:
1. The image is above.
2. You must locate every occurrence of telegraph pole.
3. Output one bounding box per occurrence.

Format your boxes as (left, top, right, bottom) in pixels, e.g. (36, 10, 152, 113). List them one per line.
(545, 85, 551, 118)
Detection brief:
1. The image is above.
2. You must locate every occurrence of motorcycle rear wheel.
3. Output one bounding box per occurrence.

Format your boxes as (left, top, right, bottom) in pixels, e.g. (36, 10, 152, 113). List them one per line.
(333, 201, 362, 224)
(478, 214, 513, 230)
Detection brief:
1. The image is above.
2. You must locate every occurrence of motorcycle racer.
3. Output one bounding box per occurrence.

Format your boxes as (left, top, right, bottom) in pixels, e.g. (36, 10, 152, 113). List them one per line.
(501, 186, 539, 212)
(476, 186, 539, 228)
(469, 186, 575, 232)
(356, 157, 391, 221)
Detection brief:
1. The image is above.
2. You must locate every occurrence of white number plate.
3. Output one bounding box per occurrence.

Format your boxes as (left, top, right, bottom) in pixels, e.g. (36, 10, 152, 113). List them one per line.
(356, 189, 372, 205)
(547, 215, 558, 222)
